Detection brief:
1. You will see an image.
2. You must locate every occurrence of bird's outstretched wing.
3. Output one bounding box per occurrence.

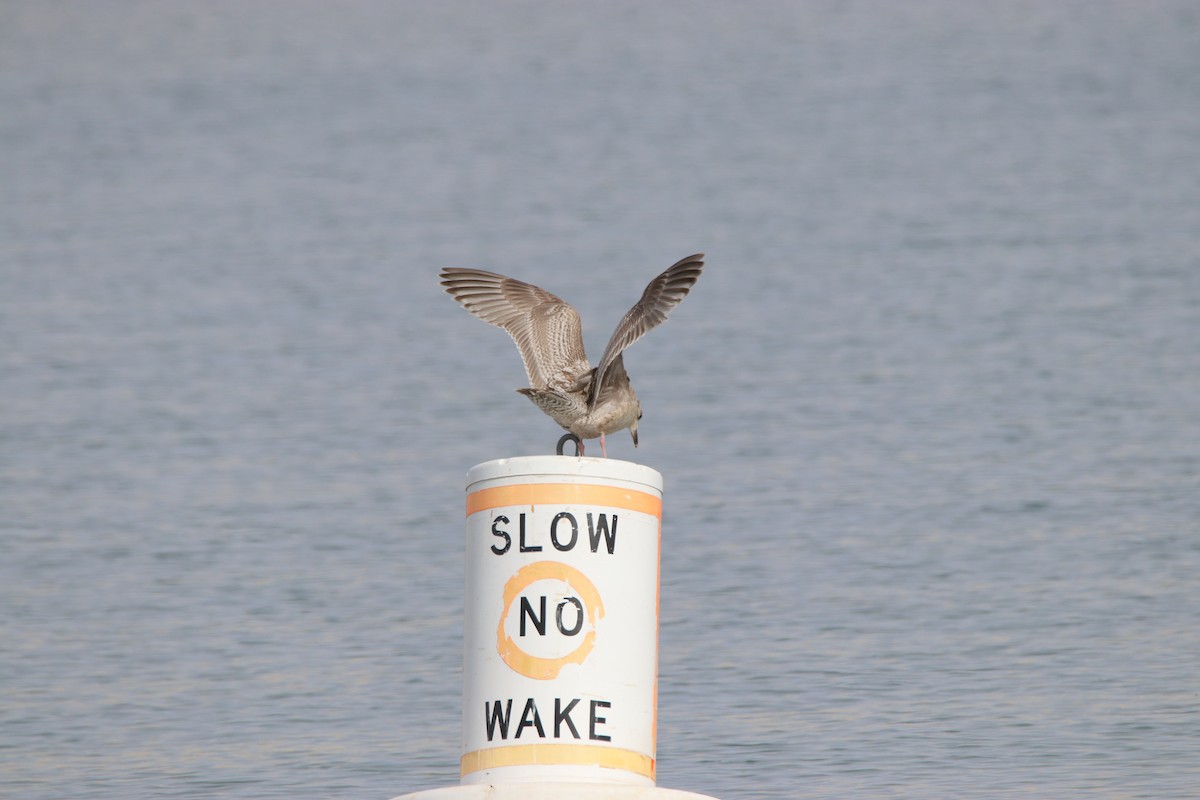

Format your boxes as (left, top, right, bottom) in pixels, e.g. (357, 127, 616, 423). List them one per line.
(589, 253, 704, 408)
(439, 268, 588, 390)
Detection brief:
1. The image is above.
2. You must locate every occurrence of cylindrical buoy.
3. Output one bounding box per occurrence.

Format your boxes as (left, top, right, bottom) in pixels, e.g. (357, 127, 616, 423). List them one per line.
(460, 456, 664, 786)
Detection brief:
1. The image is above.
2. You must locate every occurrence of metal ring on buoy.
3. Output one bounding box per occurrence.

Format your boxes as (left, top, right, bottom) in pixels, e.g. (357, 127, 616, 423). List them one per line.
(556, 433, 583, 456)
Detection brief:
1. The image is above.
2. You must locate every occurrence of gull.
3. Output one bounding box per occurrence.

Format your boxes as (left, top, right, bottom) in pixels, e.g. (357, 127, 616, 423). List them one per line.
(439, 253, 704, 457)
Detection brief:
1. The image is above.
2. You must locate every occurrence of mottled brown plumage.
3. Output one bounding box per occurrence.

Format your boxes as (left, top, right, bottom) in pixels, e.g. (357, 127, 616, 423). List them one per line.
(439, 254, 704, 456)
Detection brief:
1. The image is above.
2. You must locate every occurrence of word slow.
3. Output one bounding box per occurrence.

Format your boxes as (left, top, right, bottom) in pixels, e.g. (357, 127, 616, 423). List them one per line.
(490, 512, 618, 556)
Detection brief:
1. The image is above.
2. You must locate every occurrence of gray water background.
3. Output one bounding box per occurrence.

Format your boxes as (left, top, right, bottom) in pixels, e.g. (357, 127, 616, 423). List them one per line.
(2, 2, 1199, 798)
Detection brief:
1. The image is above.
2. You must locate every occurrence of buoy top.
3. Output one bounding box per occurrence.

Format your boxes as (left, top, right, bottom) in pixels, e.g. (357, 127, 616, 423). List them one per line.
(466, 456, 663, 496)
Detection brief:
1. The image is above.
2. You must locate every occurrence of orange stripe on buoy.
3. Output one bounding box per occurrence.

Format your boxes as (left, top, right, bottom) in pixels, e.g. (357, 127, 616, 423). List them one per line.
(466, 483, 662, 518)
(460, 743, 655, 780)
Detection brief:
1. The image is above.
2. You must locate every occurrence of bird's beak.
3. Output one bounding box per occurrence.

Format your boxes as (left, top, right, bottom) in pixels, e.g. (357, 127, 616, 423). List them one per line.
(630, 422, 639, 448)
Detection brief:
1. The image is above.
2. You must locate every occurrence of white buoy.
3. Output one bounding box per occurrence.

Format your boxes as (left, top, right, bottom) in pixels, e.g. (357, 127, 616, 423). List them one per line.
(393, 456, 718, 800)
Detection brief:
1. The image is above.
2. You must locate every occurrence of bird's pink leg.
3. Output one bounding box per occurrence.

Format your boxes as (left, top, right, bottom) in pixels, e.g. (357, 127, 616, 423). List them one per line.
(599, 433, 607, 458)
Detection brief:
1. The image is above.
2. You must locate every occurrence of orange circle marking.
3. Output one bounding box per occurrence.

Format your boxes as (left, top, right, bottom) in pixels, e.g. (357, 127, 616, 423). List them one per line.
(497, 561, 605, 680)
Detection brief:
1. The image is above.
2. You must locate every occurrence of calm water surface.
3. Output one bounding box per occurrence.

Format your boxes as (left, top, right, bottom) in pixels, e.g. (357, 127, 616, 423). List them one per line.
(2, 2, 1198, 798)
